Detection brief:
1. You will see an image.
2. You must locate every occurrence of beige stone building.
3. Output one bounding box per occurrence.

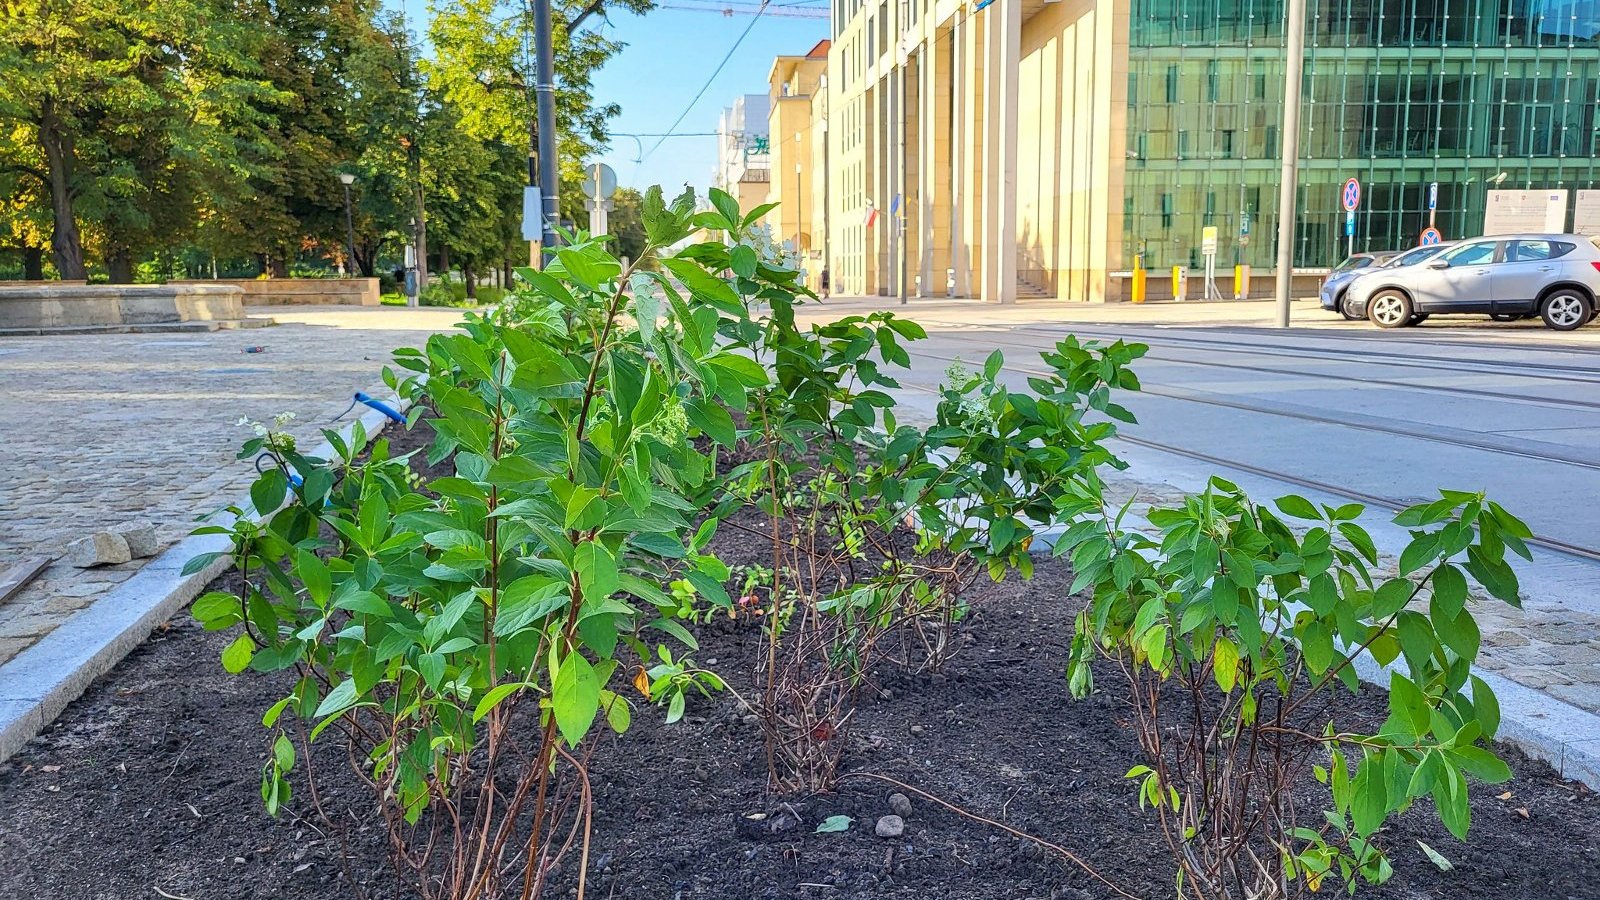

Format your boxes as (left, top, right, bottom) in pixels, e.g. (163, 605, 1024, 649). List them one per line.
(765, 40, 832, 293)
(826, 0, 1125, 302)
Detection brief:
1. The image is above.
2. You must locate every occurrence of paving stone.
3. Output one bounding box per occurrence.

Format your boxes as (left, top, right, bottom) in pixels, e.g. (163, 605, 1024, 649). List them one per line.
(110, 522, 160, 558)
(1546, 682, 1600, 714)
(1502, 666, 1577, 689)
(62, 533, 131, 568)
(1483, 630, 1532, 649)
(1521, 622, 1600, 645)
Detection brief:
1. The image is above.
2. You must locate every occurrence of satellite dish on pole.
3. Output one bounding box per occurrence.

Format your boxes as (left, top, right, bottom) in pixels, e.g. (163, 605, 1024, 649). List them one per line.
(580, 163, 618, 200)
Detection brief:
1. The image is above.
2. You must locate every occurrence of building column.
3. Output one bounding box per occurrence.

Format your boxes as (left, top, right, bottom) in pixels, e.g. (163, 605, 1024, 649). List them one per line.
(980, 0, 1020, 303)
(950, 13, 972, 298)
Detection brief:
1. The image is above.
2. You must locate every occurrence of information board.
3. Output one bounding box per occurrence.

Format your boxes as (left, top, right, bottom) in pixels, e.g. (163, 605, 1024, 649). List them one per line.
(1573, 191, 1600, 235)
(1483, 189, 1567, 235)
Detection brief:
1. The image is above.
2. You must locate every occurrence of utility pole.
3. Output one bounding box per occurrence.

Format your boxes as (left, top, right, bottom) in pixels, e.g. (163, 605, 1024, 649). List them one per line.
(532, 0, 560, 261)
(1273, 0, 1308, 329)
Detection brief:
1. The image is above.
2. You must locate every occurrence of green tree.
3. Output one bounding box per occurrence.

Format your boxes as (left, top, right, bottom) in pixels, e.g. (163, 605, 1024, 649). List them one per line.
(0, 0, 278, 279)
(425, 0, 651, 193)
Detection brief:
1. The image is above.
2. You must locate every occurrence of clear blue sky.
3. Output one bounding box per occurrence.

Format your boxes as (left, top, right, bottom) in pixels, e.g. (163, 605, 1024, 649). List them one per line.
(587, 6, 828, 193)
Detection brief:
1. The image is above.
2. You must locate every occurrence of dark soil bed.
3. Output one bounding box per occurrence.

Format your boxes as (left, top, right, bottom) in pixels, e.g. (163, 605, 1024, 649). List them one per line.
(1, 426, 1596, 900)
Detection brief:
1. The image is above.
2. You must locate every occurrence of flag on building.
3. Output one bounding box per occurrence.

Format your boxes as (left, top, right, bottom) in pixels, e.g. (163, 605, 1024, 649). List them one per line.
(864, 206, 879, 228)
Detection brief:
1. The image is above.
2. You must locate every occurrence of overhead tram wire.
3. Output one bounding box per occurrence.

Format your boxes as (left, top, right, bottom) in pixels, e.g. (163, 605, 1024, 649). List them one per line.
(658, 3, 828, 17)
(641, 0, 773, 162)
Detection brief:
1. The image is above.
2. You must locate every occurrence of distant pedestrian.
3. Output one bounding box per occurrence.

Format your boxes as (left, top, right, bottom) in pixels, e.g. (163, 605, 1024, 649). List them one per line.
(819, 268, 830, 301)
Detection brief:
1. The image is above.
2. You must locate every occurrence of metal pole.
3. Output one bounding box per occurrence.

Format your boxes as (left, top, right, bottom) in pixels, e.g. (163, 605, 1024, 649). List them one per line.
(1273, 0, 1308, 329)
(342, 182, 357, 278)
(533, 0, 559, 260)
(897, 70, 908, 306)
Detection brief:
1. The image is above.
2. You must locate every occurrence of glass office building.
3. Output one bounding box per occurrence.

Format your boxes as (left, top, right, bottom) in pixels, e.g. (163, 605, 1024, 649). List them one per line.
(1123, 0, 1600, 270)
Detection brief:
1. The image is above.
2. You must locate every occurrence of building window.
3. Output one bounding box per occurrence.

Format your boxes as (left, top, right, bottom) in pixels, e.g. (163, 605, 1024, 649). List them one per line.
(1161, 193, 1174, 229)
(1206, 60, 1219, 102)
(1166, 65, 1179, 103)
(1221, 129, 1235, 158)
(1177, 129, 1189, 159)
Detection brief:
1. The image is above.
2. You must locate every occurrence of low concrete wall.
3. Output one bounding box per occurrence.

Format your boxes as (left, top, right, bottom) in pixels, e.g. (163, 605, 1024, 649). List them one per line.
(175, 278, 379, 306)
(0, 283, 246, 329)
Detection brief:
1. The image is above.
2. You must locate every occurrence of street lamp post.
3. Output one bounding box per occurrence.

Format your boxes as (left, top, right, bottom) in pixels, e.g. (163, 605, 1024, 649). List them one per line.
(338, 172, 357, 278)
(1273, 0, 1309, 329)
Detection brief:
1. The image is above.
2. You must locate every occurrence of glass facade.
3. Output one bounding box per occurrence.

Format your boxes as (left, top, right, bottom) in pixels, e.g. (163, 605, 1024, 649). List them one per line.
(1123, 0, 1600, 270)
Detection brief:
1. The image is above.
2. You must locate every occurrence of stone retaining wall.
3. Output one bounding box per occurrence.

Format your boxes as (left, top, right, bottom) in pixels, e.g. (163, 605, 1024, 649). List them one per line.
(0, 283, 247, 329)
(173, 278, 379, 306)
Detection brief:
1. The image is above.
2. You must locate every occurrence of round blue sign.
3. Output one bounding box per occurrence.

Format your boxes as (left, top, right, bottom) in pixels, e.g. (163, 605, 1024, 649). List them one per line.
(1342, 178, 1362, 212)
(1419, 227, 1442, 246)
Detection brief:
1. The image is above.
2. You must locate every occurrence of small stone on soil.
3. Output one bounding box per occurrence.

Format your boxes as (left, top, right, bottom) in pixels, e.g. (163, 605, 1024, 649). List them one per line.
(888, 792, 912, 818)
(875, 815, 905, 838)
(909, 725, 925, 735)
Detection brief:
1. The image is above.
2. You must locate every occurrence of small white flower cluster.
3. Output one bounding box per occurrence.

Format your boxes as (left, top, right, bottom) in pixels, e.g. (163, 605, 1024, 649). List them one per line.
(236, 411, 298, 454)
(941, 360, 996, 428)
(741, 223, 797, 269)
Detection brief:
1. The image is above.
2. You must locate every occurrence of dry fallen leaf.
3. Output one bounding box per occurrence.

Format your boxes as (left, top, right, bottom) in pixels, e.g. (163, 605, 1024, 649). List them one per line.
(45, 785, 60, 793)
(40, 765, 60, 773)
(186, 803, 204, 819)
(1516, 807, 1530, 819)
(1497, 791, 1513, 801)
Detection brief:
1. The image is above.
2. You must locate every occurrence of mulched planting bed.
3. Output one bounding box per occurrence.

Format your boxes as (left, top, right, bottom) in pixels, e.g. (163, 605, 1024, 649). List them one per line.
(2, 426, 1596, 900)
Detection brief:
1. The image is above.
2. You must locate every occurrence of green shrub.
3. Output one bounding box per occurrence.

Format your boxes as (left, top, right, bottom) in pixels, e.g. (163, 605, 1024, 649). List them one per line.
(189, 186, 806, 899)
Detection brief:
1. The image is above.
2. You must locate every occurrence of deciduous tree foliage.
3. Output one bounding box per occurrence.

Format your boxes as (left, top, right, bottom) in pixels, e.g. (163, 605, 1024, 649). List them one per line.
(0, 0, 653, 281)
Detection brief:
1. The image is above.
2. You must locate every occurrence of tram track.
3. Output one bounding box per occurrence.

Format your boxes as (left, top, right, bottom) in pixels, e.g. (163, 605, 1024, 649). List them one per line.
(893, 349, 1600, 565)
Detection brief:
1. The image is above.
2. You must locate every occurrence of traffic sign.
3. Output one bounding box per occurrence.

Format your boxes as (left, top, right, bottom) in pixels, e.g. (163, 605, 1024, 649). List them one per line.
(1427, 181, 1438, 211)
(1201, 225, 1218, 255)
(579, 163, 617, 200)
(1239, 212, 1251, 236)
(1342, 178, 1362, 212)
(1345, 209, 1356, 236)
(1419, 227, 1442, 246)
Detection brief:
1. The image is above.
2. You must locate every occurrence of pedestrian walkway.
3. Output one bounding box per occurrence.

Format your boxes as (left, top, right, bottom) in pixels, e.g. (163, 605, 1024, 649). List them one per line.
(0, 305, 464, 666)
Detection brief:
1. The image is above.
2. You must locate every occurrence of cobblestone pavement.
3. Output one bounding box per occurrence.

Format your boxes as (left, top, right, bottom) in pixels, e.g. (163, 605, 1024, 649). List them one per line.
(0, 305, 464, 665)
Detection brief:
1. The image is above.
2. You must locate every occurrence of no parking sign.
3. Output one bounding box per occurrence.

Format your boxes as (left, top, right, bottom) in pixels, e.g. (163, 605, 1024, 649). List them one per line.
(1419, 227, 1442, 246)
(1342, 178, 1362, 212)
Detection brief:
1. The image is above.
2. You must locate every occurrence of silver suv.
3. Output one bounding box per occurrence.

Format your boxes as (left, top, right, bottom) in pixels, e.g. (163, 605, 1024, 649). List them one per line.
(1326, 244, 1455, 320)
(1345, 234, 1600, 331)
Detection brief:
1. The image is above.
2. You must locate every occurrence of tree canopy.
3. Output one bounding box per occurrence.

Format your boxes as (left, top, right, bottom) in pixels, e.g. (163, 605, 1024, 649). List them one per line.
(0, 0, 656, 284)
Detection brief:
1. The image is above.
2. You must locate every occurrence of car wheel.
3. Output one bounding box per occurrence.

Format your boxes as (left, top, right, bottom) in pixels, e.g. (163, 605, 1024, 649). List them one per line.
(1490, 312, 1520, 322)
(1338, 293, 1362, 320)
(1540, 289, 1593, 332)
(1368, 291, 1413, 328)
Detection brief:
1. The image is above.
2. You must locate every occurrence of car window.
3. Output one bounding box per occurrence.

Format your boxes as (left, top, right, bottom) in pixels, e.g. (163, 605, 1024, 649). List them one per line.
(1508, 240, 1575, 261)
(1331, 256, 1373, 275)
(1390, 246, 1444, 266)
(1440, 242, 1497, 266)
(1508, 240, 1552, 261)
